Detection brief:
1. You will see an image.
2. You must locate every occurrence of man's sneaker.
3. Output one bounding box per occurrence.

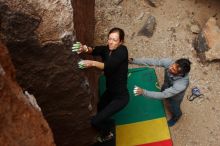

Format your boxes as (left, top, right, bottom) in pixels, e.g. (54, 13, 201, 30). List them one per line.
(96, 132, 114, 143)
(168, 117, 180, 127)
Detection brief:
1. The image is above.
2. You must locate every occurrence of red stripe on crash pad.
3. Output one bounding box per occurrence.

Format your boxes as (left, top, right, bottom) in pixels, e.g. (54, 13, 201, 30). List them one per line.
(137, 139, 172, 146)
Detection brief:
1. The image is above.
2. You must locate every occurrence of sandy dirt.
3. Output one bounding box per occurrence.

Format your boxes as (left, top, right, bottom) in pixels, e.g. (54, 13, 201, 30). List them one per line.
(94, 0, 220, 145)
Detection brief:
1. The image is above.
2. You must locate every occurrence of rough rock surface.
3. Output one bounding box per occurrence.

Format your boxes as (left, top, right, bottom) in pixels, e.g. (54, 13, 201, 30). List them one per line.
(203, 17, 220, 61)
(0, 0, 97, 146)
(146, 0, 160, 7)
(1, 0, 73, 45)
(194, 17, 220, 62)
(0, 42, 55, 146)
(138, 15, 156, 37)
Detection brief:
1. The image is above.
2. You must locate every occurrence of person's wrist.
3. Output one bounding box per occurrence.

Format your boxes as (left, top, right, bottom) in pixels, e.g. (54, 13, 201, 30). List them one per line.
(83, 45, 88, 52)
(91, 61, 95, 67)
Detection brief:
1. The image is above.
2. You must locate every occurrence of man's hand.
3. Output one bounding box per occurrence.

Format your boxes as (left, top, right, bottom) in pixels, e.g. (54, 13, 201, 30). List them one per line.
(128, 58, 134, 64)
(133, 85, 144, 96)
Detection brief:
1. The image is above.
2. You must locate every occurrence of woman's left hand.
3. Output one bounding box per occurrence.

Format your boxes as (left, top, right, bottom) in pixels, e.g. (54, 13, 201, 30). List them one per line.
(80, 60, 94, 68)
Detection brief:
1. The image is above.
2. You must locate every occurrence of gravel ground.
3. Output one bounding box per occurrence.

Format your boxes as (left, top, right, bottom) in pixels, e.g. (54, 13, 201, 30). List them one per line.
(94, 0, 220, 145)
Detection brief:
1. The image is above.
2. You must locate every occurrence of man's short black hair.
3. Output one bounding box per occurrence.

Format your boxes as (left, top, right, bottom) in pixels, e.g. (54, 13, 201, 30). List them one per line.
(175, 58, 191, 76)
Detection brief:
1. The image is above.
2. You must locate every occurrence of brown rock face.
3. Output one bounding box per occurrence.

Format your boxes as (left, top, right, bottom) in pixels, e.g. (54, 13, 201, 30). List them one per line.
(0, 42, 55, 146)
(203, 17, 220, 61)
(194, 17, 220, 62)
(0, 0, 97, 146)
(0, 0, 73, 45)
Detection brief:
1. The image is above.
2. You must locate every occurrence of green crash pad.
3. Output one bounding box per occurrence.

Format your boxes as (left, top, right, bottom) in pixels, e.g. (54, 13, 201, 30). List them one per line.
(99, 67, 166, 125)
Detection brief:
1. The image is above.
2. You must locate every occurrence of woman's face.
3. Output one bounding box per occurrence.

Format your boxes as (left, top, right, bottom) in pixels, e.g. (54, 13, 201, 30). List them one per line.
(108, 32, 122, 51)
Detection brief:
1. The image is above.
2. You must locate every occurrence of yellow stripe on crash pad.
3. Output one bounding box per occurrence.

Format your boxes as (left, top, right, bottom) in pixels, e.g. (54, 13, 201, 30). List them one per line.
(116, 117, 170, 146)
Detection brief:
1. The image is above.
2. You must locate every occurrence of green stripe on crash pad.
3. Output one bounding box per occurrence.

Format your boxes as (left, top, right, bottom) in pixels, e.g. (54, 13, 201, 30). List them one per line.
(99, 67, 166, 125)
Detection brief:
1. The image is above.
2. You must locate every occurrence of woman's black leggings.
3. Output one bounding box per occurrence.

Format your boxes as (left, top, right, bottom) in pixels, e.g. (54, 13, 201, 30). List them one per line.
(91, 91, 129, 135)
